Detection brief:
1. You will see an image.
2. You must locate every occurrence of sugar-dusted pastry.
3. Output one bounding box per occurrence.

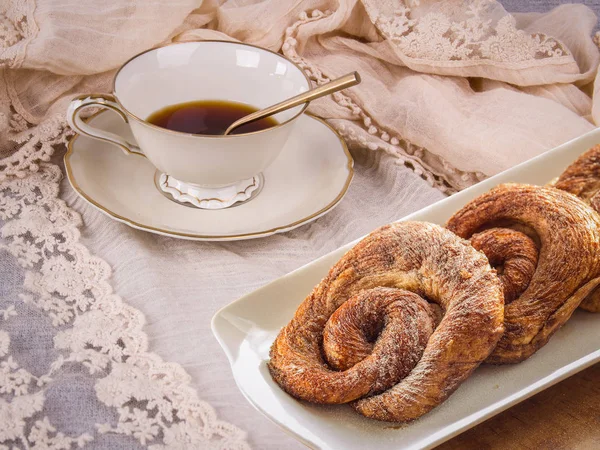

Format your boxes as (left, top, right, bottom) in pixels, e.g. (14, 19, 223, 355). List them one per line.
(447, 184, 600, 364)
(554, 145, 600, 312)
(555, 144, 600, 212)
(268, 221, 504, 422)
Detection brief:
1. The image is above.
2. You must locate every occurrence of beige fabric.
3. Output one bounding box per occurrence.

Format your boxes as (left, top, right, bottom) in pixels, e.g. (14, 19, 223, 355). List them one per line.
(2, 0, 600, 191)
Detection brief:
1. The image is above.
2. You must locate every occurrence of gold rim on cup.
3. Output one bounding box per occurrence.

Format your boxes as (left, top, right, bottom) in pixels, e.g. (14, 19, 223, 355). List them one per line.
(105, 40, 314, 139)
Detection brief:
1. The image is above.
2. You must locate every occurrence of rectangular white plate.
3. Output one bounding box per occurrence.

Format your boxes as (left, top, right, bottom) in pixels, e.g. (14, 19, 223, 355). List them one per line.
(211, 128, 600, 450)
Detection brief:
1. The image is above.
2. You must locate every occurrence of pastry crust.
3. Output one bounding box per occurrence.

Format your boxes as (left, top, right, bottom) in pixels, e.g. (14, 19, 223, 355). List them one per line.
(555, 144, 600, 212)
(268, 221, 504, 422)
(469, 228, 538, 304)
(447, 184, 600, 364)
(554, 145, 600, 312)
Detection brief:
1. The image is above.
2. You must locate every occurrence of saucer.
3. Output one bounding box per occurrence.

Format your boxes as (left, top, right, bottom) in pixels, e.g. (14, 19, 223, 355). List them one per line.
(65, 110, 353, 241)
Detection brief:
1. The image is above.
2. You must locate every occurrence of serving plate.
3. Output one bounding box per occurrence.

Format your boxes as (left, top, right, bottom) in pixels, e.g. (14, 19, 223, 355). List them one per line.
(212, 128, 600, 449)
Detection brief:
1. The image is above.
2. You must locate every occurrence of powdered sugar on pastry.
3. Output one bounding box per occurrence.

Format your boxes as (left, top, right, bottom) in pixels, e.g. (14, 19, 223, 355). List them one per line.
(268, 221, 504, 422)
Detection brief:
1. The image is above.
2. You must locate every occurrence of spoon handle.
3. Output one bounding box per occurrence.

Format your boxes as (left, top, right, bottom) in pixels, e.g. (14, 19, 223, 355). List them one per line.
(224, 72, 361, 135)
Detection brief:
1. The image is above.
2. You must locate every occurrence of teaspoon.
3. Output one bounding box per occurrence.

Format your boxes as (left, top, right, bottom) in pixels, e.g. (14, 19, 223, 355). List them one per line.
(224, 72, 361, 135)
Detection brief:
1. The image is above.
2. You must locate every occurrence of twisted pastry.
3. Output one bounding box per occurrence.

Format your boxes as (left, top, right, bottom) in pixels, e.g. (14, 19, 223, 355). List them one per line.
(269, 221, 504, 422)
(555, 144, 600, 212)
(554, 145, 600, 312)
(447, 184, 600, 364)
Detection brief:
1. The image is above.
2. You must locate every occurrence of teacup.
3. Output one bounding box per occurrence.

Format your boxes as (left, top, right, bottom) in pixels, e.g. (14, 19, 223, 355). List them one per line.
(67, 41, 310, 209)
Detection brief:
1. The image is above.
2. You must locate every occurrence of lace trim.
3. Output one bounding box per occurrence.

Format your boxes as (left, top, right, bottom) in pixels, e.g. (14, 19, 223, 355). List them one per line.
(0, 73, 67, 182)
(366, 0, 569, 63)
(282, 9, 489, 193)
(0, 122, 249, 448)
(0, 0, 38, 69)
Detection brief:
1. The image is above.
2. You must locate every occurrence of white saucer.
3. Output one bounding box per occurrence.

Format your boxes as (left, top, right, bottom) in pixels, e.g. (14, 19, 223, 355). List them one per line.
(65, 111, 353, 241)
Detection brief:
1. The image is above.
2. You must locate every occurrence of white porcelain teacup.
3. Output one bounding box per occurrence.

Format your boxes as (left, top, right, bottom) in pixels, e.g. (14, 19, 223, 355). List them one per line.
(67, 41, 310, 209)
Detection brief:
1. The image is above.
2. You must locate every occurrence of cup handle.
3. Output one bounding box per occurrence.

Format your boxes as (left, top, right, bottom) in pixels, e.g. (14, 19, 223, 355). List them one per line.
(66, 94, 145, 157)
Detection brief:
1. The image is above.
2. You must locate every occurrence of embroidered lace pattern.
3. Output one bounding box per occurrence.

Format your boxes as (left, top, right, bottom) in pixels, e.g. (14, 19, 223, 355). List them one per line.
(367, 0, 570, 63)
(0, 154, 250, 448)
(0, 0, 38, 68)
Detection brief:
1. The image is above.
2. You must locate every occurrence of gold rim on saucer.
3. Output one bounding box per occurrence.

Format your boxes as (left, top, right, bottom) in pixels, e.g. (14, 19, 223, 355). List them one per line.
(64, 111, 354, 241)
